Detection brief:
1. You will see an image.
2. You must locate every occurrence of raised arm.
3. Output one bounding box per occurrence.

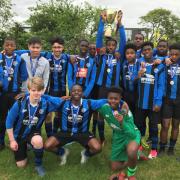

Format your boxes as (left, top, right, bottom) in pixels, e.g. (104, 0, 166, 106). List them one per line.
(117, 11, 126, 61)
(96, 11, 106, 52)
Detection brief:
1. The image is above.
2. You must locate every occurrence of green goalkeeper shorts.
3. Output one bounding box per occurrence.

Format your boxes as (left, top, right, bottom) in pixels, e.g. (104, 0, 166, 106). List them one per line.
(111, 131, 141, 162)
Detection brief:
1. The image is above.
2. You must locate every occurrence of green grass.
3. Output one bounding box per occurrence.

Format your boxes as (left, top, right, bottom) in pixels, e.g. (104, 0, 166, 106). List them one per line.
(0, 124, 180, 180)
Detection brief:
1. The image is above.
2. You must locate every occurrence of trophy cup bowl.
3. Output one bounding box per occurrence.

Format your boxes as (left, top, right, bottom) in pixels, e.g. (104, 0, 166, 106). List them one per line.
(104, 9, 117, 37)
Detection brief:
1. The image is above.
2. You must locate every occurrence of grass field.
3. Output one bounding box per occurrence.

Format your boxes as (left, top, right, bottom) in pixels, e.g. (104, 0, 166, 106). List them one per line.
(0, 124, 180, 180)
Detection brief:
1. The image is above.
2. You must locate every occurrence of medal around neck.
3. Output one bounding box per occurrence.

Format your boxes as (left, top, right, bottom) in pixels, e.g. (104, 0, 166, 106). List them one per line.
(8, 77, 12, 81)
(107, 68, 111, 73)
(170, 80, 174, 85)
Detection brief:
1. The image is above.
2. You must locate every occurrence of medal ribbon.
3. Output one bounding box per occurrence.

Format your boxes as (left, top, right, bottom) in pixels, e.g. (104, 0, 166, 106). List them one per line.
(53, 54, 62, 72)
(128, 64, 135, 80)
(70, 99, 82, 134)
(71, 104, 81, 134)
(107, 54, 114, 71)
(28, 97, 40, 127)
(5, 55, 14, 75)
(170, 64, 178, 79)
(30, 56, 41, 76)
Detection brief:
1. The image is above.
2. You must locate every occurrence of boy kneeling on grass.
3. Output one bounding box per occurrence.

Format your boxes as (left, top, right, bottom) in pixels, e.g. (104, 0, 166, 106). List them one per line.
(97, 87, 141, 180)
(6, 77, 65, 177)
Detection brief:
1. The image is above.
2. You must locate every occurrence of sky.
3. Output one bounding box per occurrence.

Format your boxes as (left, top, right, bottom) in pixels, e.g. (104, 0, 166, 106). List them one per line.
(12, 0, 180, 28)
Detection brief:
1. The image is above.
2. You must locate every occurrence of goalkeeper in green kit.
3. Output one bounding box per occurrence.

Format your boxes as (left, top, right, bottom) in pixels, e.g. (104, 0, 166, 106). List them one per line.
(98, 87, 141, 180)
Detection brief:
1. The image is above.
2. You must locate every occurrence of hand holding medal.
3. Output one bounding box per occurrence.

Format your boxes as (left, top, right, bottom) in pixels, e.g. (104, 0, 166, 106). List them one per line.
(141, 62, 146, 72)
(138, 62, 146, 78)
(153, 59, 161, 65)
(70, 55, 77, 64)
(113, 110, 123, 123)
(165, 58, 172, 66)
(114, 51, 121, 60)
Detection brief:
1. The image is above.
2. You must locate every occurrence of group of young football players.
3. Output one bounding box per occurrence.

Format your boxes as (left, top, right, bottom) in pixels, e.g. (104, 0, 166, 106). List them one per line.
(0, 10, 179, 180)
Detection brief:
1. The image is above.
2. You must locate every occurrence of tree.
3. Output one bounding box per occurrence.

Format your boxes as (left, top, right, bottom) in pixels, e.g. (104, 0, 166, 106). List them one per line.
(8, 22, 31, 49)
(0, 0, 13, 30)
(139, 8, 180, 44)
(27, 0, 101, 52)
(0, 0, 14, 48)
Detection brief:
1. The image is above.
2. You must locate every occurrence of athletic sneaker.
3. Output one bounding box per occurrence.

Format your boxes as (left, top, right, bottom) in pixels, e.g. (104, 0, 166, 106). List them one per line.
(35, 165, 46, 177)
(148, 150, 158, 159)
(80, 149, 89, 164)
(60, 148, 69, 165)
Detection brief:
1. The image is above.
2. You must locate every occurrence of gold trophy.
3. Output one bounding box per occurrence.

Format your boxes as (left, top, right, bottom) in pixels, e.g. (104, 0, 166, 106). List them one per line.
(104, 9, 117, 37)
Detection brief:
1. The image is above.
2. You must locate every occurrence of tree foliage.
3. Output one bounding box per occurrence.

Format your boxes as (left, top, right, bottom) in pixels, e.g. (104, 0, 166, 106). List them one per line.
(0, 0, 13, 30)
(0, 0, 14, 48)
(27, 0, 101, 53)
(139, 8, 180, 43)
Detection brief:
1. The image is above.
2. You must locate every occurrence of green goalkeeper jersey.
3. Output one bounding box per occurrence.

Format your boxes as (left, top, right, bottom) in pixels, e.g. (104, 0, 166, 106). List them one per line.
(98, 103, 140, 144)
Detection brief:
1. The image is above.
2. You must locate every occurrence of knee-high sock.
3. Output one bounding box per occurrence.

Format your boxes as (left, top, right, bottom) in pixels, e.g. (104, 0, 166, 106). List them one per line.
(45, 122, 53, 137)
(97, 120, 105, 141)
(33, 148, 44, 166)
(149, 127, 158, 150)
(92, 119, 97, 136)
(169, 139, 177, 150)
(0, 121, 5, 145)
(127, 166, 137, 177)
(53, 117, 60, 134)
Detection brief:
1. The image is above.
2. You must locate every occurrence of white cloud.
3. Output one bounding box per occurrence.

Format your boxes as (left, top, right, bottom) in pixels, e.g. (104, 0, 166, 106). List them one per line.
(12, 0, 180, 27)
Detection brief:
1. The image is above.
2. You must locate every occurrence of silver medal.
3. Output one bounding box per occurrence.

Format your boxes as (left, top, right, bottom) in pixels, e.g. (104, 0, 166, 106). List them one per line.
(9, 68, 14, 75)
(170, 81, 174, 85)
(86, 63, 90, 67)
(4, 70, 7, 75)
(33, 116, 38, 124)
(107, 68, 111, 73)
(8, 77, 11, 81)
(154, 68, 158, 73)
(58, 65, 62, 72)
